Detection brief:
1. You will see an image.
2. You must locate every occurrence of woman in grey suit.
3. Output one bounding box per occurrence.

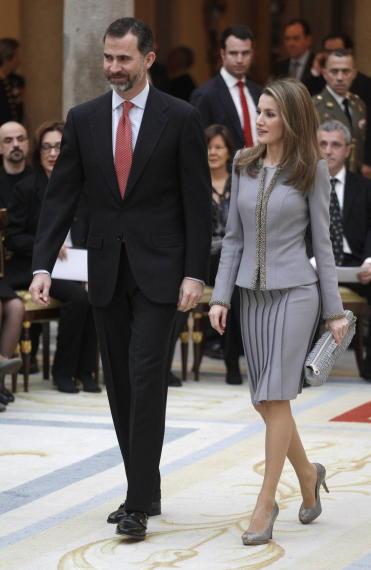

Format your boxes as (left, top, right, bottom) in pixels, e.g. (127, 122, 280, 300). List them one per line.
(209, 78, 348, 546)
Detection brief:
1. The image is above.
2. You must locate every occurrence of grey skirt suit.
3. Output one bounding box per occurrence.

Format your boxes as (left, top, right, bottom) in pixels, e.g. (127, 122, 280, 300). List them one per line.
(211, 159, 344, 405)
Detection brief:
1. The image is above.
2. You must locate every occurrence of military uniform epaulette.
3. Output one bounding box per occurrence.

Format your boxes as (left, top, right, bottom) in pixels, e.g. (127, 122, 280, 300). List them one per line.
(349, 93, 359, 101)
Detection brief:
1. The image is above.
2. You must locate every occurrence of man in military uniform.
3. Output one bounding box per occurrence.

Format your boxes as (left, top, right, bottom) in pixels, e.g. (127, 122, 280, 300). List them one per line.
(313, 49, 366, 172)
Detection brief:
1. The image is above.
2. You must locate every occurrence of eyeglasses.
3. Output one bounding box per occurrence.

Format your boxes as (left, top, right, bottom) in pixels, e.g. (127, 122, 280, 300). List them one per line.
(40, 142, 61, 152)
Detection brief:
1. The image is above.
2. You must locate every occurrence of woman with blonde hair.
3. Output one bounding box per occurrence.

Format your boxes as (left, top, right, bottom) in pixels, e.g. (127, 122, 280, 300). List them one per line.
(209, 78, 348, 545)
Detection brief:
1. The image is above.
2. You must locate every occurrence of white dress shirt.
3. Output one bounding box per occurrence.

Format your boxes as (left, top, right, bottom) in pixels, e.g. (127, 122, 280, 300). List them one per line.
(332, 166, 351, 254)
(111, 82, 149, 153)
(220, 67, 258, 144)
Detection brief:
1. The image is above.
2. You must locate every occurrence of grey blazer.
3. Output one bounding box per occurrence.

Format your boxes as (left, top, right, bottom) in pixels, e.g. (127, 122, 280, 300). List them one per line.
(211, 158, 344, 319)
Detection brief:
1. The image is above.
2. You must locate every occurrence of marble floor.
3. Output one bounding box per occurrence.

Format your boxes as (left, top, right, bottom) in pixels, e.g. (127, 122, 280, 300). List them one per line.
(0, 346, 371, 570)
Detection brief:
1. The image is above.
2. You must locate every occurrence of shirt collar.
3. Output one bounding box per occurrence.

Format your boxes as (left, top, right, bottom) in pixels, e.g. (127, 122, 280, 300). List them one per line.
(326, 85, 348, 107)
(220, 66, 244, 89)
(112, 81, 150, 111)
(333, 165, 346, 184)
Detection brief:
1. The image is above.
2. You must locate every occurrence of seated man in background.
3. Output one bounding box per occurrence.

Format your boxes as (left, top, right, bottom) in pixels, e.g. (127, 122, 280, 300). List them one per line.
(0, 121, 32, 207)
(318, 120, 371, 380)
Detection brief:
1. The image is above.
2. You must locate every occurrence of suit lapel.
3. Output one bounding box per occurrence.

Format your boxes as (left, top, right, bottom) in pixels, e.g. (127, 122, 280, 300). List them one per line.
(89, 92, 121, 203)
(124, 86, 169, 198)
(215, 74, 243, 143)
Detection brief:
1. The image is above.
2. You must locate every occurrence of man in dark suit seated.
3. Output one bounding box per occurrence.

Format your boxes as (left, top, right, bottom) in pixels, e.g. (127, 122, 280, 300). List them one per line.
(191, 25, 262, 152)
(272, 19, 314, 84)
(318, 119, 371, 380)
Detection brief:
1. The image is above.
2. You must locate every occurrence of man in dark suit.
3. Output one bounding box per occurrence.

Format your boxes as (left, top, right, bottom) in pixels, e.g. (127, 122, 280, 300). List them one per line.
(29, 18, 211, 540)
(273, 19, 314, 84)
(318, 119, 371, 380)
(191, 25, 262, 152)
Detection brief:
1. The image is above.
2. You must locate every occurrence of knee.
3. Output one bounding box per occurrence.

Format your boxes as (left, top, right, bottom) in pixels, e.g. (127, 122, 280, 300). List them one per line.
(264, 399, 292, 418)
(5, 298, 25, 320)
(254, 402, 267, 421)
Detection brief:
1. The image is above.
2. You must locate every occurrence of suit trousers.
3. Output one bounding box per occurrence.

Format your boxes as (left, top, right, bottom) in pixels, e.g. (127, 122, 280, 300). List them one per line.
(93, 247, 177, 513)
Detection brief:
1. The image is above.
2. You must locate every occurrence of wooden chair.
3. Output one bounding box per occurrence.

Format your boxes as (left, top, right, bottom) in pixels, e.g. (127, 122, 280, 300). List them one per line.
(13, 290, 63, 392)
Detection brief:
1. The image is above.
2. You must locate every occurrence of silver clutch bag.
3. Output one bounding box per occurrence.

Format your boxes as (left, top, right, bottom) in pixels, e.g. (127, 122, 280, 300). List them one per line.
(304, 310, 357, 386)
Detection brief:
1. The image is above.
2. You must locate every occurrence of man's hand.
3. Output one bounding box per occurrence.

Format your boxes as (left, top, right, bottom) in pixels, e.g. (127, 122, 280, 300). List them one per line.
(357, 261, 371, 284)
(29, 273, 52, 306)
(177, 278, 203, 312)
(58, 244, 68, 260)
(209, 304, 228, 335)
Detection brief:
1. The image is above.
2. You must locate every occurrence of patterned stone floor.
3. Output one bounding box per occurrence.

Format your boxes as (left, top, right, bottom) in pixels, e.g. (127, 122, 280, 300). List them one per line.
(0, 346, 370, 570)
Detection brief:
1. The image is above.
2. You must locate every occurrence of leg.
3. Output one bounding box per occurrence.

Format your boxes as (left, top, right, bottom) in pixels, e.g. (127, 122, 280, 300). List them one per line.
(0, 298, 24, 357)
(49, 280, 96, 379)
(255, 403, 317, 510)
(247, 400, 294, 534)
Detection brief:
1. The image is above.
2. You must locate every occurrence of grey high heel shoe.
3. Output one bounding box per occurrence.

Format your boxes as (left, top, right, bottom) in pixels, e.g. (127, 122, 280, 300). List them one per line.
(242, 502, 279, 546)
(299, 463, 329, 524)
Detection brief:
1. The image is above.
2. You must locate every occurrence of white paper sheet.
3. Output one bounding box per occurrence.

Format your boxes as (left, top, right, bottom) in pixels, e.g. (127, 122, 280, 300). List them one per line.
(51, 248, 87, 282)
(309, 257, 362, 283)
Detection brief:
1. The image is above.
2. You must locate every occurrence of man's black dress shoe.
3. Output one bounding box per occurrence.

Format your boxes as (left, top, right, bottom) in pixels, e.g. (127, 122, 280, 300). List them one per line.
(225, 360, 243, 385)
(1, 387, 15, 402)
(168, 371, 182, 387)
(116, 511, 148, 540)
(78, 373, 102, 393)
(54, 377, 79, 393)
(107, 499, 161, 524)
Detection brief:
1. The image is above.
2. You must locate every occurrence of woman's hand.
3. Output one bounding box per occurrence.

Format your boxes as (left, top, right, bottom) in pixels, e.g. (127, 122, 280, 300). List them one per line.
(209, 305, 228, 335)
(325, 316, 348, 345)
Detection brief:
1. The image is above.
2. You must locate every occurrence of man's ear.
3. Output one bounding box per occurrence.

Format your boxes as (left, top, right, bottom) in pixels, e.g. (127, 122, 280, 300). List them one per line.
(145, 51, 156, 70)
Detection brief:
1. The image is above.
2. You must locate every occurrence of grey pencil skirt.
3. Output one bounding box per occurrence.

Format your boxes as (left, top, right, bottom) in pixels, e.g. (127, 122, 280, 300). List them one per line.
(240, 283, 321, 405)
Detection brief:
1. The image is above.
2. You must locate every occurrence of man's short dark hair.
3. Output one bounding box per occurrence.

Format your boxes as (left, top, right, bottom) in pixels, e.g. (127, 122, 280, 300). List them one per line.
(220, 25, 255, 49)
(0, 38, 19, 66)
(103, 17, 154, 55)
(321, 32, 354, 50)
(327, 48, 354, 60)
(284, 18, 311, 36)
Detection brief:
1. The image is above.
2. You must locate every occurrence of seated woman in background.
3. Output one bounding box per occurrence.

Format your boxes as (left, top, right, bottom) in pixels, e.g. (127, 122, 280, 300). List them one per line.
(5, 121, 99, 394)
(206, 124, 244, 384)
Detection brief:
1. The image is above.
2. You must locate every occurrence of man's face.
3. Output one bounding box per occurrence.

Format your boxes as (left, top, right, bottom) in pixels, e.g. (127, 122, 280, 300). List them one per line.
(317, 128, 350, 175)
(323, 54, 356, 96)
(283, 23, 312, 59)
(0, 122, 28, 164)
(103, 32, 155, 97)
(220, 36, 254, 79)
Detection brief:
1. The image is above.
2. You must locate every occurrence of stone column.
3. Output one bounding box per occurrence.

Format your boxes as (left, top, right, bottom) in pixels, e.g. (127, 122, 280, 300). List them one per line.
(63, 0, 134, 116)
(354, 0, 371, 75)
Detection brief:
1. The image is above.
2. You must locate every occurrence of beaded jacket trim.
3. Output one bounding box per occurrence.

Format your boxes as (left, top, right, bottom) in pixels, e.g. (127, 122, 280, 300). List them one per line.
(251, 165, 283, 290)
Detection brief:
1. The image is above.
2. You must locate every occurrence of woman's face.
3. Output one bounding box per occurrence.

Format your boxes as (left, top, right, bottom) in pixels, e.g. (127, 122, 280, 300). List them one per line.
(40, 130, 62, 176)
(207, 134, 230, 171)
(256, 94, 284, 146)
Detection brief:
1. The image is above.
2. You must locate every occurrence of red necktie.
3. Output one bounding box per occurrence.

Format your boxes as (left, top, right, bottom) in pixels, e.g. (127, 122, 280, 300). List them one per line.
(237, 80, 253, 147)
(115, 100, 134, 198)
